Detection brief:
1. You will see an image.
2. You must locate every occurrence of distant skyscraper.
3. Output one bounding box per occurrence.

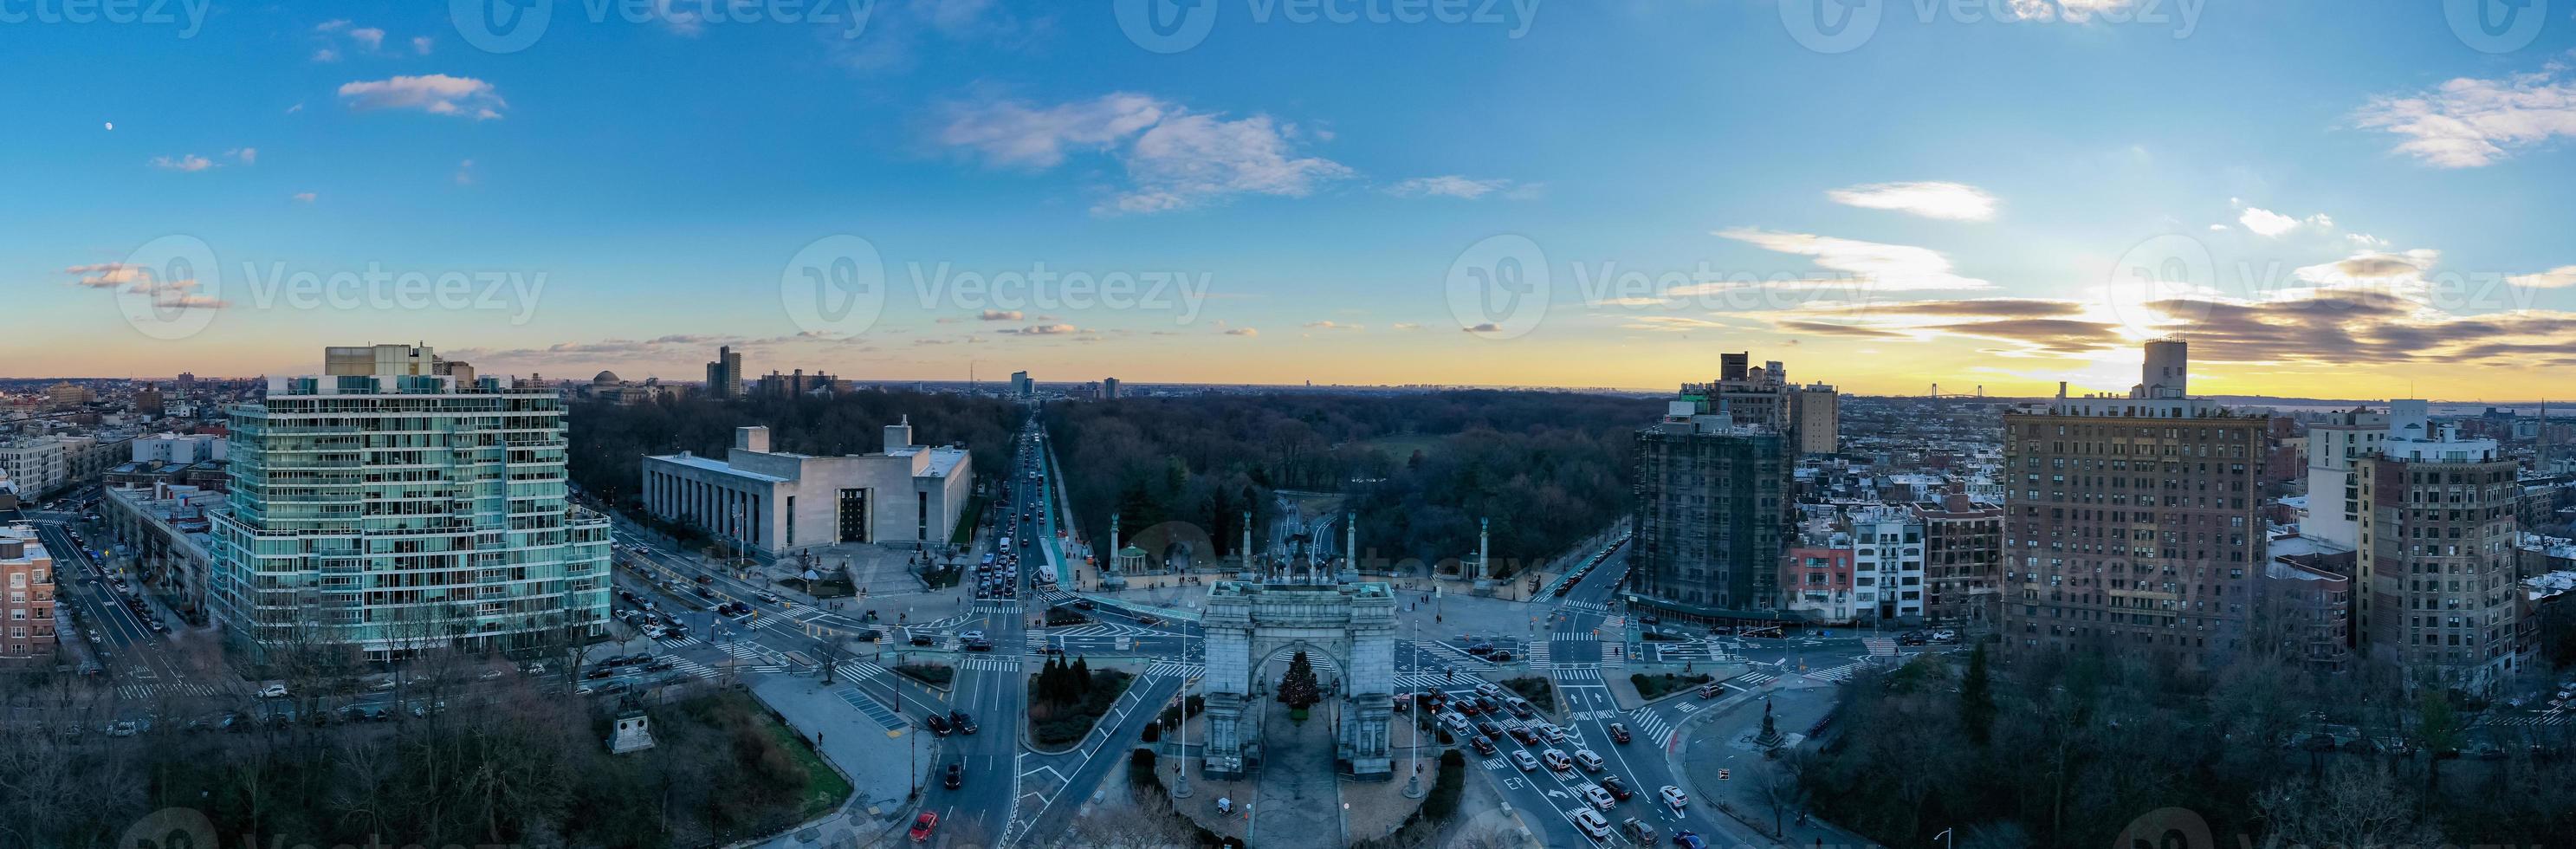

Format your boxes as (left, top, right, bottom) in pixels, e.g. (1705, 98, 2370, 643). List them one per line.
(1794, 383, 1839, 455)
(1102, 377, 1121, 399)
(175, 372, 197, 394)
(1011, 371, 1032, 398)
(1627, 396, 1794, 617)
(2001, 340, 2267, 670)
(211, 344, 611, 662)
(705, 345, 745, 400)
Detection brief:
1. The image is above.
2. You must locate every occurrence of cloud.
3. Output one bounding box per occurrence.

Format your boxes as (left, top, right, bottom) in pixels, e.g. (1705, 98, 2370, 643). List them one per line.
(2346, 233, 2388, 248)
(1390, 322, 1422, 331)
(2354, 69, 2576, 168)
(1460, 322, 1501, 334)
(1826, 181, 1997, 222)
(1301, 321, 1362, 331)
(2507, 265, 2576, 289)
(650, 0, 705, 36)
(1387, 176, 1524, 200)
(347, 27, 385, 49)
(227, 147, 257, 165)
(454, 159, 476, 185)
(292, 191, 317, 203)
(1225, 327, 1259, 336)
(66, 262, 223, 308)
(978, 309, 1024, 321)
(1621, 316, 1734, 333)
(312, 48, 340, 62)
(2236, 206, 2301, 237)
(937, 93, 1351, 214)
(411, 36, 434, 55)
(2003, 0, 2145, 23)
(149, 154, 215, 172)
(339, 75, 506, 120)
(1000, 323, 1079, 335)
(66, 262, 144, 287)
(1715, 228, 1992, 291)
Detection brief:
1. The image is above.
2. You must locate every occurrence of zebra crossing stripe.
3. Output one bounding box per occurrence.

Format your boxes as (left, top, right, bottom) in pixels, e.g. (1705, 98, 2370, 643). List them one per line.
(1631, 711, 1674, 748)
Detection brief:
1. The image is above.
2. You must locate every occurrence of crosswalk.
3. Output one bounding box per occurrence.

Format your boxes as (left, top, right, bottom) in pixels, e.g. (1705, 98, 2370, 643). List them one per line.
(1558, 599, 1608, 613)
(833, 660, 890, 680)
(1529, 639, 1550, 665)
(1808, 663, 1861, 683)
(1416, 640, 1498, 671)
(961, 656, 1024, 671)
(1395, 673, 1457, 690)
(1025, 632, 1051, 650)
(1144, 660, 1204, 678)
(1629, 710, 1676, 748)
(834, 685, 906, 730)
(1736, 671, 1778, 687)
(1047, 623, 1169, 639)
(116, 681, 224, 700)
(667, 657, 722, 679)
(2490, 712, 2573, 727)
(1550, 666, 1602, 682)
(657, 633, 704, 647)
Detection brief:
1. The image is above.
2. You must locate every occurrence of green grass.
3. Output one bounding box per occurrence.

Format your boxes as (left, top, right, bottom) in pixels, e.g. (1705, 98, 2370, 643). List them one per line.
(1360, 434, 1446, 460)
(951, 495, 988, 546)
(1629, 671, 1712, 700)
(754, 711, 853, 822)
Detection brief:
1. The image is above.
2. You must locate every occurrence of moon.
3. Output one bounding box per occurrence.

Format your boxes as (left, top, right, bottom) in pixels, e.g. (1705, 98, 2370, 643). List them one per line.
(104, 121, 113, 130)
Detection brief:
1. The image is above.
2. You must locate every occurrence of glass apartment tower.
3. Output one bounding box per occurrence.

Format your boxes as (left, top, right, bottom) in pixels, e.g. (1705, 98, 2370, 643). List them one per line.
(211, 345, 611, 664)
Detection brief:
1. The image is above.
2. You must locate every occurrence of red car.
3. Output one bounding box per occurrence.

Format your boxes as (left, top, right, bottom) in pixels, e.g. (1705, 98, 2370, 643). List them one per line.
(909, 812, 938, 842)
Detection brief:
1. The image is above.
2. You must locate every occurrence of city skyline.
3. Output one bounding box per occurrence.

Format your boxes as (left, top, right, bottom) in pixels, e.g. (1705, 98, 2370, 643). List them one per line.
(11, 3, 2576, 397)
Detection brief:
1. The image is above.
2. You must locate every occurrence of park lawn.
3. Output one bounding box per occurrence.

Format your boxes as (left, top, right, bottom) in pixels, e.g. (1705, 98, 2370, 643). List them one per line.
(754, 709, 854, 823)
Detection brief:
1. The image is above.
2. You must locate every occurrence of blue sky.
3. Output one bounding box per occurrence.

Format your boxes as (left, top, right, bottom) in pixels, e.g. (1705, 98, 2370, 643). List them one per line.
(10, 0, 2576, 399)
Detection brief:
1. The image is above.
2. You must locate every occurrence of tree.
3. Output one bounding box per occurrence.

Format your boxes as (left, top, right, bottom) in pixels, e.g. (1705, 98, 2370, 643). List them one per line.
(1278, 651, 1321, 711)
(1071, 656, 1094, 700)
(1959, 642, 1995, 746)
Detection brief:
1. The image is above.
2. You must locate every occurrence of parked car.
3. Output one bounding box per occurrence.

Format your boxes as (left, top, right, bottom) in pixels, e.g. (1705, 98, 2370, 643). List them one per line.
(256, 684, 288, 699)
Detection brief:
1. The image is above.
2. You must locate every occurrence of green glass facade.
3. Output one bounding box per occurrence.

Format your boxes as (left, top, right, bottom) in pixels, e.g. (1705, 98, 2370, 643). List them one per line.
(210, 373, 610, 662)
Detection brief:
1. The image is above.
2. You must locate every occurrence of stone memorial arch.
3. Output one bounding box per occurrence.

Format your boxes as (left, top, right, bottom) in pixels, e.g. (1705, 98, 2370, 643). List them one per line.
(1199, 580, 1397, 780)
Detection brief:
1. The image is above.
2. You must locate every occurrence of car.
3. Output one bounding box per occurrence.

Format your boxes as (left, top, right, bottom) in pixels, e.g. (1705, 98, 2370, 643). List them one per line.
(1573, 749, 1606, 772)
(1508, 724, 1540, 745)
(1487, 650, 1514, 662)
(1600, 775, 1635, 800)
(1930, 629, 1959, 643)
(964, 638, 994, 651)
(1698, 681, 1725, 699)
(1671, 830, 1707, 849)
(908, 812, 938, 842)
(1900, 632, 1929, 646)
(757, 592, 781, 604)
(1608, 723, 1633, 744)
(256, 684, 288, 698)
(960, 630, 986, 642)
(943, 762, 964, 789)
(1570, 808, 1613, 839)
(1476, 720, 1502, 737)
(1509, 750, 1540, 771)
(646, 658, 676, 672)
(1540, 723, 1569, 742)
(105, 720, 139, 737)
(948, 710, 978, 735)
(1505, 698, 1535, 718)
(1621, 817, 1659, 846)
(1542, 749, 1572, 771)
(695, 587, 716, 599)
(1579, 782, 1615, 810)
(1469, 734, 1497, 755)
(923, 713, 954, 736)
(587, 667, 616, 680)
(1659, 786, 1688, 810)
(909, 633, 935, 646)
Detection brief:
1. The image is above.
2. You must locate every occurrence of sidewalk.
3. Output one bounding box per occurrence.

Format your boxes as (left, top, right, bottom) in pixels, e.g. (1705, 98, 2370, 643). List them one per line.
(746, 675, 935, 849)
(1674, 681, 1879, 849)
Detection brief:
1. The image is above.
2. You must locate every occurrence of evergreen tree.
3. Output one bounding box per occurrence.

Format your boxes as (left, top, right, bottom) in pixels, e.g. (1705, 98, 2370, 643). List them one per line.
(1278, 651, 1321, 710)
(1959, 642, 1995, 746)
(1072, 656, 1093, 699)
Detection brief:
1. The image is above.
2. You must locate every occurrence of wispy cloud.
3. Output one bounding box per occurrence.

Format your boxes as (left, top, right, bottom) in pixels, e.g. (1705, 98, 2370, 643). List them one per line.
(340, 75, 506, 120)
(2355, 68, 2576, 168)
(2505, 265, 2576, 289)
(1386, 175, 1535, 200)
(1826, 181, 1997, 222)
(1715, 228, 1992, 291)
(149, 154, 215, 172)
(937, 93, 1350, 214)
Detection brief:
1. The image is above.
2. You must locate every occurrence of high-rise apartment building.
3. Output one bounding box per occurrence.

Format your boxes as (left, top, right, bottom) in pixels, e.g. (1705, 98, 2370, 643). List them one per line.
(2354, 399, 2526, 693)
(1848, 505, 1926, 624)
(210, 344, 612, 663)
(1793, 383, 1840, 455)
(2002, 340, 2269, 669)
(1627, 396, 1794, 619)
(1011, 371, 1032, 399)
(1914, 492, 2003, 625)
(704, 346, 745, 400)
(1102, 377, 1122, 399)
(2303, 407, 2390, 550)
(0, 525, 59, 661)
